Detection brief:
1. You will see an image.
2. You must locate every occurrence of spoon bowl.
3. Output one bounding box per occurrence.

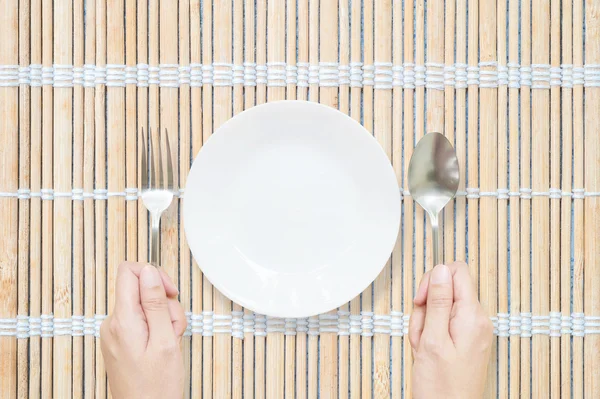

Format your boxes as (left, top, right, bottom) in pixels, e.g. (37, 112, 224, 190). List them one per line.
(408, 132, 460, 266)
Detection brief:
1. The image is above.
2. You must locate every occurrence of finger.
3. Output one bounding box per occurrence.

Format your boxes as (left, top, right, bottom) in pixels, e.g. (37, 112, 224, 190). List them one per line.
(115, 263, 179, 313)
(159, 269, 179, 298)
(446, 261, 478, 304)
(422, 264, 454, 342)
(409, 270, 431, 349)
(139, 265, 176, 345)
(415, 262, 477, 306)
(115, 262, 144, 316)
(413, 271, 431, 306)
(168, 297, 188, 339)
(408, 303, 427, 350)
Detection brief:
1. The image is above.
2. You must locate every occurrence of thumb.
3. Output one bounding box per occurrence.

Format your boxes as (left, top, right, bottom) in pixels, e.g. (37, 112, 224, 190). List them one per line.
(423, 264, 454, 342)
(140, 265, 176, 345)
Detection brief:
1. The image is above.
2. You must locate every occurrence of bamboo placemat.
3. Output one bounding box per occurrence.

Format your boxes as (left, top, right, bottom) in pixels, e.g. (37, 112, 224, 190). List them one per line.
(1, 1, 599, 398)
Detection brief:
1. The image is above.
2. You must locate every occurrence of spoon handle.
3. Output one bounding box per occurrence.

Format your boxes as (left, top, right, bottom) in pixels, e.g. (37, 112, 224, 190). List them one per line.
(430, 212, 440, 266)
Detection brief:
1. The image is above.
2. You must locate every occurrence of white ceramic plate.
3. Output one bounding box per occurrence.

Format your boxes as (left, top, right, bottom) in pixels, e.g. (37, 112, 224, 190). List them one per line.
(183, 101, 400, 318)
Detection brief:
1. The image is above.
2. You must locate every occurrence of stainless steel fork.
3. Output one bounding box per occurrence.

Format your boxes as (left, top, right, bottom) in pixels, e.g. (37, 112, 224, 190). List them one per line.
(140, 127, 176, 267)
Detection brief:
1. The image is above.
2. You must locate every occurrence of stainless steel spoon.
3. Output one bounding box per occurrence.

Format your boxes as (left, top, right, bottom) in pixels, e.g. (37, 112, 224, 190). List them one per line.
(408, 132, 460, 267)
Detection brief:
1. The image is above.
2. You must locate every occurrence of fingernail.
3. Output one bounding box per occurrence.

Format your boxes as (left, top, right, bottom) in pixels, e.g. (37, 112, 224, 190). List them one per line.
(140, 265, 161, 288)
(431, 264, 451, 284)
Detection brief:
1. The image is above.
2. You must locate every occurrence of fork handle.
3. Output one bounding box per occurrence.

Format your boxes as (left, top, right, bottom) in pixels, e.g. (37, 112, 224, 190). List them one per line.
(150, 211, 161, 267)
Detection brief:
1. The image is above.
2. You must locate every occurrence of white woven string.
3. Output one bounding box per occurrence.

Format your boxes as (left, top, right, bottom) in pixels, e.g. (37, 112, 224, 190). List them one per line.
(361, 311, 374, 337)
(254, 315, 267, 337)
(202, 311, 214, 337)
(1, 312, 596, 338)
(308, 316, 319, 336)
(266, 318, 286, 334)
(390, 311, 404, 337)
(285, 318, 298, 336)
(4, 63, 598, 88)
(479, 61, 499, 88)
(319, 314, 339, 334)
(374, 62, 393, 89)
(425, 62, 444, 90)
(584, 64, 600, 87)
(337, 311, 350, 336)
(3, 187, 597, 201)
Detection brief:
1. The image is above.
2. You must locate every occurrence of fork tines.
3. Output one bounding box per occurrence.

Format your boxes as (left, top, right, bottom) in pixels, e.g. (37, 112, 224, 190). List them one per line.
(140, 127, 176, 192)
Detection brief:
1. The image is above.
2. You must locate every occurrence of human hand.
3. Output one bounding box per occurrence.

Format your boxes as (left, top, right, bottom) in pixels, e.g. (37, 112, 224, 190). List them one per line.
(100, 262, 187, 399)
(408, 262, 494, 399)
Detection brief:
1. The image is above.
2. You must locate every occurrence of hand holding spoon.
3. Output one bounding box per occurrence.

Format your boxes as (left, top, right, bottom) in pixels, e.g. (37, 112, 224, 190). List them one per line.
(408, 132, 460, 267)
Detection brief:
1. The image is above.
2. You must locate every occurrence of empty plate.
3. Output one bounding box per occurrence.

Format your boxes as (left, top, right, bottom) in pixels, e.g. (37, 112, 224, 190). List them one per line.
(183, 101, 400, 318)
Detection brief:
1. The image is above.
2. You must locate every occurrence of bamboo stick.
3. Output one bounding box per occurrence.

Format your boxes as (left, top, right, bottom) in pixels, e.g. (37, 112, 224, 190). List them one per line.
(200, 0, 213, 397)
(72, 1, 85, 396)
(467, 0, 479, 288)
(426, 0, 444, 140)
(53, 0, 74, 397)
(520, 0, 532, 396)
(242, 1, 256, 397)
(17, 1, 31, 397)
(178, 0, 192, 397)
(297, 0, 309, 105)
(266, 1, 286, 397)
(584, 2, 600, 397)
(41, 0, 55, 396)
(507, 0, 521, 396)
(285, 1, 298, 397)
(549, 0, 561, 397)
(257, 0, 267, 108)
(159, 0, 179, 293)
(156, 17, 180, 399)
(255, 1, 267, 397)
(105, 4, 125, 399)
(285, 0, 299, 397)
(0, 0, 19, 397)
(212, 0, 232, 396)
(106, 2, 125, 376)
(414, 0, 426, 304)
(531, 1, 551, 397)
(349, 3, 362, 397)
(455, 0, 467, 264)
(361, 1, 374, 398)
(560, 1, 573, 397)
(83, 0, 97, 390)
(307, 1, 320, 398)
(190, 1, 203, 397)
(390, 1, 403, 398)
(573, 0, 585, 396)
(137, 0, 148, 264)
(125, 0, 137, 264)
(231, 1, 244, 398)
(479, 0, 498, 396)
(416, 0, 427, 276)
(95, 0, 108, 396)
(373, 0, 392, 397)
(402, 0, 416, 395)
(338, 0, 350, 397)
(319, 0, 341, 397)
(295, 1, 308, 398)
(443, 0, 456, 264)
(496, 0, 508, 395)
(29, 0, 43, 396)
